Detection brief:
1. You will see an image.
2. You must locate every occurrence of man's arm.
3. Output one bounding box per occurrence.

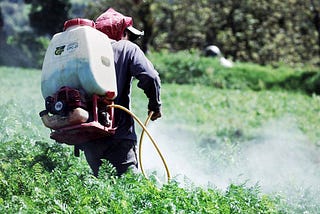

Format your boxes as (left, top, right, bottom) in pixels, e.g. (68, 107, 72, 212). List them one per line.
(128, 44, 162, 120)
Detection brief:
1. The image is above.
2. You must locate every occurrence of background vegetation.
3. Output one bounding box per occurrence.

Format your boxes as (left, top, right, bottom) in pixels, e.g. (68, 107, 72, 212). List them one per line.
(148, 51, 320, 95)
(89, 0, 320, 67)
(0, 0, 319, 68)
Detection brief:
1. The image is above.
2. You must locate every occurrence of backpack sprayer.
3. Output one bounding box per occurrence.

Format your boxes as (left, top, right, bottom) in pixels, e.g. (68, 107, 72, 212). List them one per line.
(39, 18, 170, 182)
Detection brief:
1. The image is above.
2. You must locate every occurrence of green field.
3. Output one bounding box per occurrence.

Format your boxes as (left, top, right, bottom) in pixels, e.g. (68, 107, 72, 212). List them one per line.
(0, 66, 319, 213)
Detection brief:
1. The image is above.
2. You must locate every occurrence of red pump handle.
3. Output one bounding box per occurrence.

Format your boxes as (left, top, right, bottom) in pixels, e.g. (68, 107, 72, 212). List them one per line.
(63, 18, 95, 31)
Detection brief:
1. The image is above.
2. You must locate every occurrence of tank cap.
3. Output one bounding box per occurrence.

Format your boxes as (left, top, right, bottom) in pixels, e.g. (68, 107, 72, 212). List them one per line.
(63, 18, 96, 31)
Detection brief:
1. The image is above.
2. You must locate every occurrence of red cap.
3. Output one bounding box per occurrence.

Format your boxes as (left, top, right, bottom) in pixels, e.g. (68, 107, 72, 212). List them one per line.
(95, 8, 133, 41)
(63, 18, 95, 31)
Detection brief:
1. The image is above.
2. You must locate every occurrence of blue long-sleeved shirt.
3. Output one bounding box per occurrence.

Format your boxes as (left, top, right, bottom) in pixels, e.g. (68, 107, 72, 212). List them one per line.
(111, 40, 161, 140)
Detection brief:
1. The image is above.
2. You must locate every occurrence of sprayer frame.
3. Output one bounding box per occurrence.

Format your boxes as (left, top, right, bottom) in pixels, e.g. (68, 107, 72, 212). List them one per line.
(45, 93, 116, 145)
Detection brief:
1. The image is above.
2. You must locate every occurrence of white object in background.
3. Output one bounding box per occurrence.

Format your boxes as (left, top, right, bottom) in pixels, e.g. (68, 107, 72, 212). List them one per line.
(219, 56, 233, 68)
(205, 45, 234, 68)
(205, 45, 221, 56)
(41, 18, 117, 99)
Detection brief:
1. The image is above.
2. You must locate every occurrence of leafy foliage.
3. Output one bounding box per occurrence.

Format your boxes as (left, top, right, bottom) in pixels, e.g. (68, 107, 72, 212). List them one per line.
(1, 64, 320, 212)
(0, 0, 70, 68)
(6, 32, 50, 68)
(148, 51, 320, 95)
(0, 6, 3, 28)
(24, 0, 72, 36)
(0, 65, 298, 213)
(1, 0, 320, 67)
(88, 0, 320, 66)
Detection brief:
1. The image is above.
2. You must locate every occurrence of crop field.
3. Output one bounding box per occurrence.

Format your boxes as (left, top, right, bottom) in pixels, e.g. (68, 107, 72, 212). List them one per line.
(0, 66, 320, 213)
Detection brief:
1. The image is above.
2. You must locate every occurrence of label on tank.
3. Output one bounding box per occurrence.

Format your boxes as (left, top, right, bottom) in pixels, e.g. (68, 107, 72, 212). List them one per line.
(54, 41, 79, 57)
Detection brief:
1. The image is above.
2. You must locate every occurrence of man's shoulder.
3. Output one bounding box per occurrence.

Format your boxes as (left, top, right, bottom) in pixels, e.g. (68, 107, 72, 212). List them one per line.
(112, 40, 140, 50)
(112, 41, 144, 60)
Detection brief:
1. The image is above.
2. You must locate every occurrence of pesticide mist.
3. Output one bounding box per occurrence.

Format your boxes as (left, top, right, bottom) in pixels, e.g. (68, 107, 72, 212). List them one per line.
(141, 116, 320, 210)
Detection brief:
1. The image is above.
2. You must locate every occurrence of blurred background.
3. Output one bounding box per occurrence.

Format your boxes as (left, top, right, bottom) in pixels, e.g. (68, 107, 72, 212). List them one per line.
(0, 0, 319, 69)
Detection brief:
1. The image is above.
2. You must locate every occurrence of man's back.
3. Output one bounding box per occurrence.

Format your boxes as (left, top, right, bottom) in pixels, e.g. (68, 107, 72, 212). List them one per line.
(110, 40, 161, 141)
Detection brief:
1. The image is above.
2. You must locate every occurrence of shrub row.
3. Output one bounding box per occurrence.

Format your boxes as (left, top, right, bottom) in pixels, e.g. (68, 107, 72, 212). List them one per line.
(148, 51, 320, 94)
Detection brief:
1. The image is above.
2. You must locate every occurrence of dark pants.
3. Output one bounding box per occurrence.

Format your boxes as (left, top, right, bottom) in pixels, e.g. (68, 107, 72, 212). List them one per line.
(82, 138, 138, 177)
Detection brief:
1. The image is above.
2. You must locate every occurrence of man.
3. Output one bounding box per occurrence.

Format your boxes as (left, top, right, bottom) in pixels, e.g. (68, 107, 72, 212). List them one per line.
(82, 8, 162, 177)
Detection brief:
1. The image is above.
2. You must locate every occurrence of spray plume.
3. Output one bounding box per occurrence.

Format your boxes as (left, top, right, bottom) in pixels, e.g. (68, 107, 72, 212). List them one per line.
(140, 117, 320, 209)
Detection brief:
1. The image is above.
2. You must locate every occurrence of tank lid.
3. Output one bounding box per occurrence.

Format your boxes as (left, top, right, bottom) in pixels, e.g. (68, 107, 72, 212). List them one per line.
(63, 18, 96, 31)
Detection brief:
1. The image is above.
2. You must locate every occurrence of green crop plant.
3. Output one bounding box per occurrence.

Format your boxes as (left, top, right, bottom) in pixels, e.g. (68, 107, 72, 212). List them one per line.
(0, 61, 319, 213)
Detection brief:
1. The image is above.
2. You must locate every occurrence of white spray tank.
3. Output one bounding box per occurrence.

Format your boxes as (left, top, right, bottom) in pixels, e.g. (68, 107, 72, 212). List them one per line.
(41, 18, 117, 100)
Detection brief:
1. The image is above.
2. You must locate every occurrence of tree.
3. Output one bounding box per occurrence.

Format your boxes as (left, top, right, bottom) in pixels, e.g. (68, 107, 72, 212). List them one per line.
(310, 0, 320, 59)
(84, 0, 320, 66)
(24, 0, 71, 36)
(0, 6, 3, 30)
(203, 0, 320, 65)
(134, 1, 153, 53)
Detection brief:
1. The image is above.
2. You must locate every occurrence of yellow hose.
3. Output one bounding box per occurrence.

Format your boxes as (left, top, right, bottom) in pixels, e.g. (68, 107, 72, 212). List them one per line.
(108, 104, 171, 182)
(139, 111, 153, 180)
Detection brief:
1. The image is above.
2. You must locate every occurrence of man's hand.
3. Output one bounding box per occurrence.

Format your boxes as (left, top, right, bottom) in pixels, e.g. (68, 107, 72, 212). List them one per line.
(148, 110, 162, 121)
